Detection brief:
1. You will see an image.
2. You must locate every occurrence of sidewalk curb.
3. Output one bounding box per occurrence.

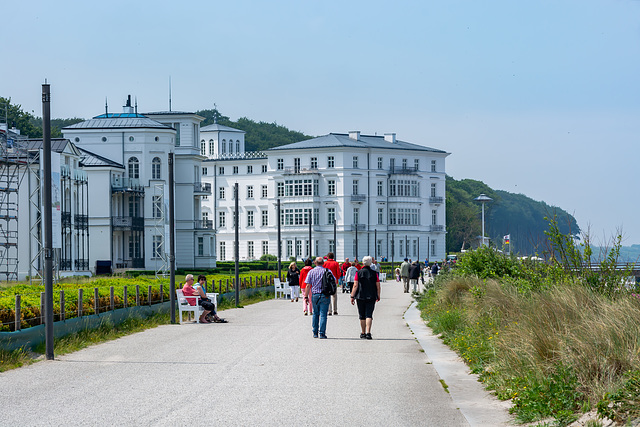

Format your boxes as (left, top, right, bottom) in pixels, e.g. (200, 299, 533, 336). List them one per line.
(404, 301, 514, 427)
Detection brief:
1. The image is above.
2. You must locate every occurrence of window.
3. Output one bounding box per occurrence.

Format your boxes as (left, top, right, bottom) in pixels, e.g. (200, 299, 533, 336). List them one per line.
(221, 140, 226, 154)
(327, 207, 335, 225)
(259, 185, 266, 198)
(402, 158, 407, 169)
(329, 240, 335, 253)
(247, 185, 254, 198)
(352, 156, 358, 168)
(229, 141, 233, 153)
(294, 158, 301, 173)
(233, 166, 238, 174)
(431, 160, 436, 172)
(281, 208, 313, 226)
(128, 234, 141, 258)
(128, 157, 139, 179)
(352, 180, 359, 195)
(209, 139, 214, 155)
(277, 182, 284, 197)
(378, 208, 383, 224)
(219, 187, 225, 199)
(219, 241, 226, 260)
(287, 240, 293, 258)
(390, 158, 395, 169)
(328, 180, 336, 196)
(353, 208, 359, 224)
(202, 212, 209, 222)
(311, 157, 318, 169)
(431, 240, 436, 258)
(152, 157, 161, 179)
(128, 196, 140, 217)
(262, 164, 267, 173)
(219, 167, 224, 175)
(399, 240, 404, 257)
(247, 210, 254, 227)
(378, 157, 383, 169)
(152, 235, 163, 258)
(198, 237, 204, 256)
(202, 167, 207, 176)
(277, 159, 284, 170)
(413, 240, 418, 257)
(432, 209, 437, 226)
(377, 181, 383, 196)
(327, 156, 334, 168)
(377, 240, 382, 258)
(262, 210, 268, 227)
(431, 183, 437, 198)
(236, 141, 240, 153)
(284, 178, 317, 196)
(219, 211, 226, 228)
(389, 208, 396, 225)
(414, 159, 419, 171)
(247, 165, 253, 174)
(248, 241, 254, 259)
(200, 140, 206, 155)
(152, 196, 162, 218)
(262, 241, 269, 256)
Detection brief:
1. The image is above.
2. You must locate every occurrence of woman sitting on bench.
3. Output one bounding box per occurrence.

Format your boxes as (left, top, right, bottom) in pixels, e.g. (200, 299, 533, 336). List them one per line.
(182, 274, 227, 323)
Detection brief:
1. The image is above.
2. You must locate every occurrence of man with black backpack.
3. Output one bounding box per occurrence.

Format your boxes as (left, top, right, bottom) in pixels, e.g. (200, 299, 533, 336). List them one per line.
(303, 257, 336, 339)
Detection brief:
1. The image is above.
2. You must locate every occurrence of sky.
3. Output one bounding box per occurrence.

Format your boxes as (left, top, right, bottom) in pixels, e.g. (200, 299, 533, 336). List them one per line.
(2, 0, 639, 245)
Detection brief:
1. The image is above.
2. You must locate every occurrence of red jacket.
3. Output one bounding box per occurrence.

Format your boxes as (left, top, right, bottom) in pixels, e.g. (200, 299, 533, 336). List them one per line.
(324, 259, 340, 284)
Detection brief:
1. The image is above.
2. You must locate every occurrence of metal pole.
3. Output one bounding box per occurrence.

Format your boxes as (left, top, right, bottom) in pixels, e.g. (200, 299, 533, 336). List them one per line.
(391, 232, 394, 265)
(374, 229, 377, 260)
(405, 234, 408, 259)
(234, 183, 239, 306)
(355, 224, 358, 261)
(308, 210, 312, 259)
(277, 199, 281, 280)
(42, 83, 54, 360)
(168, 152, 176, 323)
(481, 202, 486, 246)
(333, 219, 337, 256)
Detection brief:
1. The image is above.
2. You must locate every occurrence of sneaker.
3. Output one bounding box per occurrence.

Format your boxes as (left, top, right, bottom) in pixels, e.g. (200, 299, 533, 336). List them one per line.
(304, 311, 308, 315)
(328, 312, 332, 316)
(365, 333, 372, 340)
(360, 333, 366, 339)
(319, 334, 327, 339)
(333, 312, 338, 315)
(313, 333, 318, 338)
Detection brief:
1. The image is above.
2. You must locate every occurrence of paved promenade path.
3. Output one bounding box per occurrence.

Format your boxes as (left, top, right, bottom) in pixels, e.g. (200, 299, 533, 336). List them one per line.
(0, 280, 511, 426)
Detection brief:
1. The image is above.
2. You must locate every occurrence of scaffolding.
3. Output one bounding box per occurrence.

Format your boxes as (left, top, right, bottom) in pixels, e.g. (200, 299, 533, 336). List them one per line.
(153, 183, 168, 278)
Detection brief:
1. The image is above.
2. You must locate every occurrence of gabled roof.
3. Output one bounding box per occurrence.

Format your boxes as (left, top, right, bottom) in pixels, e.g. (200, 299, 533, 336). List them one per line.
(268, 133, 447, 153)
(24, 138, 80, 155)
(200, 123, 245, 133)
(77, 147, 124, 168)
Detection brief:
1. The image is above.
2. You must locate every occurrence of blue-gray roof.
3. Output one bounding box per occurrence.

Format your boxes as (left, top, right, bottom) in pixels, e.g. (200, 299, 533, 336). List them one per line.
(268, 133, 447, 153)
(63, 115, 172, 130)
(77, 147, 124, 168)
(200, 123, 245, 133)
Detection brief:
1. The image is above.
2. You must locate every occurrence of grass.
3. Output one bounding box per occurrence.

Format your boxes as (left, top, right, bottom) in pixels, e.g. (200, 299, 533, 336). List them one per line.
(418, 275, 640, 426)
(0, 288, 273, 373)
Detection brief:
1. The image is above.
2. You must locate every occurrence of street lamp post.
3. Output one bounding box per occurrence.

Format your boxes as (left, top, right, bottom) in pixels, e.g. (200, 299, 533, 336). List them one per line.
(473, 194, 493, 247)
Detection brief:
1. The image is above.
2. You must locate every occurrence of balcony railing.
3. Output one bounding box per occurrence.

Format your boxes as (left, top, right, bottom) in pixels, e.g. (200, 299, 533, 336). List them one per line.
(74, 214, 88, 229)
(112, 216, 144, 230)
(194, 219, 214, 230)
(351, 224, 366, 231)
(431, 225, 445, 232)
(350, 194, 366, 203)
(116, 258, 145, 269)
(60, 259, 72, 270)
(389, 166, 418, 174)
(282, 166, 320, 175)
(75, 259, 89, 270)
(111, 176, 144, 193)
(429, 196, 444, 204)
(193, 182, 212, 195)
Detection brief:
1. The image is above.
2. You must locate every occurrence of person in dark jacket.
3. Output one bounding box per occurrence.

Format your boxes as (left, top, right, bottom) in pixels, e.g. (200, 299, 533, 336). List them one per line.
(408, 261, 421, 293)
(350, 256, 381, 340)
(431, 262, 440, 277)
(287, 262, 300, 302)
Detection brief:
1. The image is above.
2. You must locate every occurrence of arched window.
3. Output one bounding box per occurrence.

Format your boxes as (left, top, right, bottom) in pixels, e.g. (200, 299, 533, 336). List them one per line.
(152, 157, 161, 180)
(229, 141, 233, 154)
(221, 139, 226, 154)
(209, 139, 214, 155)
(236, 140, 240, 153)
(200, 139, 206, 156)
(128, 157, 139, 179)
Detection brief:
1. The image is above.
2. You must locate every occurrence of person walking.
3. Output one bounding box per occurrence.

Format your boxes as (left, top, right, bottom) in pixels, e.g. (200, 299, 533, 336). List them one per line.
(344, 263, 358, 294)
(300, 258, 313, 315)
(409, 260, 420, 293)
(304, 257, 334, 339)
(287, 262, 300, 302)
(400, 258, 410, 293)
(350, 256, 380, 340)
(324, 252, 340, 315)
(431, 262, 440, 278)
(340, 258, 352, 293)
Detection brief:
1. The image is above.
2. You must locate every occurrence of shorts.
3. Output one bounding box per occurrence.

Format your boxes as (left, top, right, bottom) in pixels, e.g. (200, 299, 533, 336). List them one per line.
(356, 299, 376, 320)
(198, 298, 216, 314)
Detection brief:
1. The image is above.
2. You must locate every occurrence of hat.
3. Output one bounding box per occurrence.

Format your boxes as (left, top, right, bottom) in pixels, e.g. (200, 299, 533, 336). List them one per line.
(404, 258, 408, 261)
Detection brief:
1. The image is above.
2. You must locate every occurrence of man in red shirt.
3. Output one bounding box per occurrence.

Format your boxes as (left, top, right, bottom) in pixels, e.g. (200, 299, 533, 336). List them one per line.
(324, 252, 341, 315)
(340, 258, 351, 293)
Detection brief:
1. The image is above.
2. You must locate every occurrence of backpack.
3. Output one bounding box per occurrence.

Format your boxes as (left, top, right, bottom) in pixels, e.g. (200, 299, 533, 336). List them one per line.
(321, 268, 337, 296)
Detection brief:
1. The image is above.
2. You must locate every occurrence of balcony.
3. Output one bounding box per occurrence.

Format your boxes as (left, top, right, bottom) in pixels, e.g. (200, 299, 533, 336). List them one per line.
(74, 214, 88, 229)
(350, 194, 366, 203)
(60, 259, 72, 270)
(75, 259, 89, 270)
(351, 224, 366, 231)
(193, 182, 212, 195)
(111, 176, 144, 193)
(282, 167, 320, 175)
(194, 219, 214, 230)
(431, 225, 445, 232)
(389, 166, 418, 175)
(429, 196, 444, 205)
(112, 216, 144, 230)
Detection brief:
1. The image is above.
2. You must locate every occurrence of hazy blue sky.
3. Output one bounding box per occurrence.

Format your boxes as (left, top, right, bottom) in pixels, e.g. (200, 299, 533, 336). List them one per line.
(2, 0, 639, 245)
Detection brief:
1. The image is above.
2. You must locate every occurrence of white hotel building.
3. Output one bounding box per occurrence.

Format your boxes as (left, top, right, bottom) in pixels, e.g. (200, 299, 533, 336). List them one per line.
(202, 129, 449, 263)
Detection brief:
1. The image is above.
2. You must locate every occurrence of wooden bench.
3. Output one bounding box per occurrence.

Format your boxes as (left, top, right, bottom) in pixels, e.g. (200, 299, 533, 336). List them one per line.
(176, 289, 219, 324)
(274, 278, 291, 299)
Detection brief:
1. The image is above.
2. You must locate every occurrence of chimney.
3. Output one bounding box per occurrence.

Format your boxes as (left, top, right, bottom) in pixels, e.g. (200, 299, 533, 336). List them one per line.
(349, 131, 360, 140)
(123, 95, 134, 114)
(384, 133, 396, 143)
